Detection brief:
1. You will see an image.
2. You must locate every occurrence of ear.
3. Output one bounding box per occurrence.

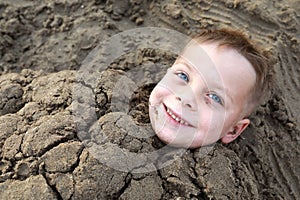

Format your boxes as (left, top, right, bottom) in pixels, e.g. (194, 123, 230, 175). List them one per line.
(221, 118, 250, 144)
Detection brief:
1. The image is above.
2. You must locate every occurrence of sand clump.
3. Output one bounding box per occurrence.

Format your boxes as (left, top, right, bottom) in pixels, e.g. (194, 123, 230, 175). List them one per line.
(0, 0, 299, 199)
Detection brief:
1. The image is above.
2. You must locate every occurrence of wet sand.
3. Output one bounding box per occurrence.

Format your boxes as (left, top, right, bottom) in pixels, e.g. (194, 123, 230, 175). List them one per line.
(0, 0, 299, 199)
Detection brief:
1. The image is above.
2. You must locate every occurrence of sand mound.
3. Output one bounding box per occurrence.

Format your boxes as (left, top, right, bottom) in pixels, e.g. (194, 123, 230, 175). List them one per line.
(0, 0, 299, 199)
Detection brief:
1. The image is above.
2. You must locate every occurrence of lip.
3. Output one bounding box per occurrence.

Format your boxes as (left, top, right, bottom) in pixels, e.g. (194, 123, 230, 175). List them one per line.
(163, 103, 191, 127)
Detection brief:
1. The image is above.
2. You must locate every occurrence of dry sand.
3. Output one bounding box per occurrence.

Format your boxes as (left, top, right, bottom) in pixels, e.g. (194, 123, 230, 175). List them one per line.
(0, 0, 299, 199)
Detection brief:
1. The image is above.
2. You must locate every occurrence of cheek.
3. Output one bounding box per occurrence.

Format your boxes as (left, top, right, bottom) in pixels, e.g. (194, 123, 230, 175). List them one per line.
(197, 109, 225, 134)
(190, 110, 226, 147)
(149, 85, 171, 105)
(197, 110, 213, 132)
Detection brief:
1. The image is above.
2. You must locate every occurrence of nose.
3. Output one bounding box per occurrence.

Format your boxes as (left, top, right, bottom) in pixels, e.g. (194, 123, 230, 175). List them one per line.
(175, 93, 195, 110)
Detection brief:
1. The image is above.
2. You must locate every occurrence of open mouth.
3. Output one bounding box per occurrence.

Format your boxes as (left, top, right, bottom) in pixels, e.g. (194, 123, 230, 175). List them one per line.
(163, 104, 190, 126)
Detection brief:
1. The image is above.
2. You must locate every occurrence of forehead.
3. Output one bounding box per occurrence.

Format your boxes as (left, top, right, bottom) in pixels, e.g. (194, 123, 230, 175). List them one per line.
(178, 42, 256, 105)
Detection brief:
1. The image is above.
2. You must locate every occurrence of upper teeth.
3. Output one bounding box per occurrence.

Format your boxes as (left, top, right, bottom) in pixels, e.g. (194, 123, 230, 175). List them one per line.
(166, 107, 189, 126)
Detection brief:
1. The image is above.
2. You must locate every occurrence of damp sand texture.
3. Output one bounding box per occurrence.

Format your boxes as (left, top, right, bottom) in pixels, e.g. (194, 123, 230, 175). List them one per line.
(0, 0, 299, 199)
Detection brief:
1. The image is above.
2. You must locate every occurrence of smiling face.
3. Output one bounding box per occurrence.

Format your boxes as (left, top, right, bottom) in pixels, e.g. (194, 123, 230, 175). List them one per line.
(149, 41, 256, 148)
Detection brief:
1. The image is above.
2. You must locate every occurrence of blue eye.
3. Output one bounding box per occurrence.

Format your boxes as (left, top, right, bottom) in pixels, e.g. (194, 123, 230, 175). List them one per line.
(177, 72, 189, 82)
(208, 93, 223, 105)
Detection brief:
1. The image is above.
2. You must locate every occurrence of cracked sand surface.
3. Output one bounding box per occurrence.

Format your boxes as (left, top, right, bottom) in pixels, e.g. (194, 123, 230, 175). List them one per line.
(0, 0, 299, 199)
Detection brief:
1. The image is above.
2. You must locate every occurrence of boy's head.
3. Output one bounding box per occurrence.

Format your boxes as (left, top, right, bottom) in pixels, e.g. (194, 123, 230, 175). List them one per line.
(149, 28, 273, 148)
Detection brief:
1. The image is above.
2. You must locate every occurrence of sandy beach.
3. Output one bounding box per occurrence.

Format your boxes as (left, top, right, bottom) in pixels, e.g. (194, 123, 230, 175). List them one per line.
(0, 0, 299, 199)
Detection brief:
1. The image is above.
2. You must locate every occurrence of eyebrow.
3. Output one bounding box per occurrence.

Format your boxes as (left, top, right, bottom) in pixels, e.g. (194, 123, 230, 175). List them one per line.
(175, 56, 196, 73)
(175, 56, 234, 105)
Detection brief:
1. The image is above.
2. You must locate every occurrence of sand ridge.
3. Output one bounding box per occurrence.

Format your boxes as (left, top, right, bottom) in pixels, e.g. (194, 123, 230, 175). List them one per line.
(0, 0, 299, 199)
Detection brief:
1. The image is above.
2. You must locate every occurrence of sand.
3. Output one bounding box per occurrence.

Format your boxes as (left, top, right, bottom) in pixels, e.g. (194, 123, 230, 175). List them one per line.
(0, 0, 299, 199)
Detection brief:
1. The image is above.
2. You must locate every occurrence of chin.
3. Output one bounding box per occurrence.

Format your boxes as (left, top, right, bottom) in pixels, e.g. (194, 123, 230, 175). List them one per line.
(155, 131, 199, 149)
